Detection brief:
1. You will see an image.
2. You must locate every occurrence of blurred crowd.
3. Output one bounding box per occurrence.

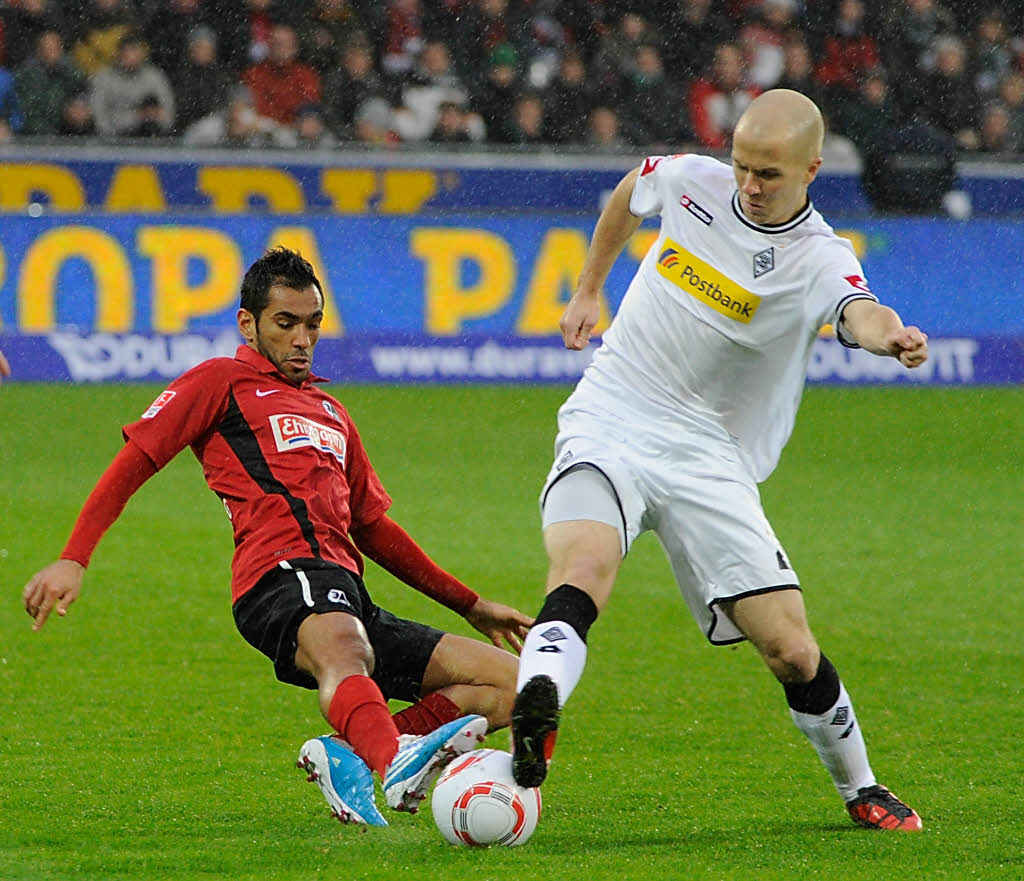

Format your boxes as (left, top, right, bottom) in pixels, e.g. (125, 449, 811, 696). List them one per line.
(2, 0, 1023, 155)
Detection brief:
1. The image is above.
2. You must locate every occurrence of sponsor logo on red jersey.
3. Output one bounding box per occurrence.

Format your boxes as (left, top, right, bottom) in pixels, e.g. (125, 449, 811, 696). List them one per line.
(141, 390, 176, 419)
(843, 274, 873, 295)
(270, 414, 347, 463)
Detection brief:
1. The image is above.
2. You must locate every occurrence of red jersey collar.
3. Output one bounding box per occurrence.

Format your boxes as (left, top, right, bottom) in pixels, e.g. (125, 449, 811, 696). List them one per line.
(234, 344, 328, 386)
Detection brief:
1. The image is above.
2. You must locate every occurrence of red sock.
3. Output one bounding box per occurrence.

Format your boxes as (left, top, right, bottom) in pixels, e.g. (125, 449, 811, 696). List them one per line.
(327, 675, 400, 779)
(392, 691, 463, 736)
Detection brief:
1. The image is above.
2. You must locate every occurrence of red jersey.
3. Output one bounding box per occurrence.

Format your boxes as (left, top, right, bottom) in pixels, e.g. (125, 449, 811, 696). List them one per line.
(123, 345, 391, 602)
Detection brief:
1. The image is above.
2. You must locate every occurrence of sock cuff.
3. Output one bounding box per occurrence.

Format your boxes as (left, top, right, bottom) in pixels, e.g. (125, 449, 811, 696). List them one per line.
(784, 653, 842, 716)
(535, 583, 599, 643)
(328, 674, 387, 738)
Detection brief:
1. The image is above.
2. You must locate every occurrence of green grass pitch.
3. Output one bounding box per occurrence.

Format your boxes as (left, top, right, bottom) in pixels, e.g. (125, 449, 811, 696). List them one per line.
(2, 383, 1022, 881)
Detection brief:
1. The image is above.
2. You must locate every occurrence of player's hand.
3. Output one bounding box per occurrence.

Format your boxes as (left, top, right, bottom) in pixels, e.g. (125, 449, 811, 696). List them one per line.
(22, 559, 85, 631)
(887, 326, 928, 368)
(0, 348, 10, 384)
(463, 598, 533, 654)
(559, 293, 601, 350)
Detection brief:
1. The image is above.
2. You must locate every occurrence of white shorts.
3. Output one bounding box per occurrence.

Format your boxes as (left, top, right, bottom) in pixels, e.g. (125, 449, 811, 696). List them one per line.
(540, 406, 799, 645)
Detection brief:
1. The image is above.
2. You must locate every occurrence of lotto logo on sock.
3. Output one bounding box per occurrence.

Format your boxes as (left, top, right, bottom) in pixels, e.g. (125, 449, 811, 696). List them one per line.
(831, 706, 850, 725)
(540, 626, 566, 642)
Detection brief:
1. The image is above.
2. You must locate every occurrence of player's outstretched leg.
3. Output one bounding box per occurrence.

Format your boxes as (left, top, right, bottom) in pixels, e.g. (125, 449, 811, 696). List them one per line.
(510, 674, 560, 787)
(297, 735, 388, 827)
(510, 583, 600, 787)
(846, 785, 922, 831)
(382, 714, 487, 813)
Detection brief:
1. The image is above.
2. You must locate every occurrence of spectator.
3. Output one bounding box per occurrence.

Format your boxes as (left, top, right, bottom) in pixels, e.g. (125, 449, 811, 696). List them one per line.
(71, 0, 138, 76)
(920, 34, 979, 150)
(144, 0, 216, 79)
(840, 67, 956, 213)
(352, 94, 398, 144)
(293, 101, 337, 148)
(586, 104, 628, 150)
(660, 0, 735, 84)
(0, 62, 22, 138)
(380, 0, 426, 76)
(58, 90, 97, 136)
(471, 43, 521, 143)
(592, 11, 660, 104)
(323, 36, 391, 140)
(815, 0, 880, 111)
(299, 0, 368, 74)
(880, 0, 959, 115)
(90, 33, 174, 137)
(392, 39, 469, 141)
(2, 0, 68, 70)
(242, 24, 321, 126)
(618, 43, 690, 148)
(775, 39, 828, 117)
(514, 3, 565, 92)
(542, 48, 594, 144)
(504, 91, 546, 144)
(173, 25, 234, 134)
(971, 9, 1016, 99)
(738, 0, 801, 89)
(429, 99, 478, 143)
(977, 100, 1016, 152)
(451, 0, 520, 90)
(183, 84, 296, 148)
(997, 71, 1024, 147)
(15, 30, 87, 135)
(688, 42, 759, 148)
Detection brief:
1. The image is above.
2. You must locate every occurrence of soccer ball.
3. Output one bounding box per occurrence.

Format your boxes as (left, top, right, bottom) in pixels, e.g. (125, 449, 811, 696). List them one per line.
(431, 748, 542, 847)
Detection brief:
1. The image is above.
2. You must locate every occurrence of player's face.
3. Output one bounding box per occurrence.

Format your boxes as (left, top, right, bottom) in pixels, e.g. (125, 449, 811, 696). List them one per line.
(731, 131, 821, 226)
(240, 283, 323, 385)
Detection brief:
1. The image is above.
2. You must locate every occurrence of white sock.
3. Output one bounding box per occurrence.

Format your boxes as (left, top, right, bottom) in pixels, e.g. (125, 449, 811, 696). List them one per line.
(515, 620, 587, 709)
(790, 683, 876, 802)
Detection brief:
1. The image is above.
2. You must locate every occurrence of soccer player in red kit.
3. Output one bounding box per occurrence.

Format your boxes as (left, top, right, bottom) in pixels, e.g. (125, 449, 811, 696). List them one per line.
(22, 247, 532, 828)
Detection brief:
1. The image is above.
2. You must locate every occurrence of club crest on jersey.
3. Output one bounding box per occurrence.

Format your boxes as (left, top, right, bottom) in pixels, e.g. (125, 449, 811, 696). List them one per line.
(270, 414, 347, 463)
(322, 400, 340, 422)
(753, 247, 775, 278)
(141, 390, 176, 419)
(680, 193, 713, 225)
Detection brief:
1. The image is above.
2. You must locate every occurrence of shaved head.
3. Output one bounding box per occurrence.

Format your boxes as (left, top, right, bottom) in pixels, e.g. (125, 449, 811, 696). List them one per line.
(730, 90, 825, 225)
(734, 89, 824, 164)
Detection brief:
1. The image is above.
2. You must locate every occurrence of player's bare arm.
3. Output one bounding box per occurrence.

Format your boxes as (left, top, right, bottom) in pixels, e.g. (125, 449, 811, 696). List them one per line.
(840, 299, 929, 368)
(562, 167, 643, 350)
(23, 559, 84, 631)
(0, 348, 10, 384)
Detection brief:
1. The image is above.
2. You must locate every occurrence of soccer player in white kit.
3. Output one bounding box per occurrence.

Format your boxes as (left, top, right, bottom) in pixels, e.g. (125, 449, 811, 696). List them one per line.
(510, 90, 927, 831)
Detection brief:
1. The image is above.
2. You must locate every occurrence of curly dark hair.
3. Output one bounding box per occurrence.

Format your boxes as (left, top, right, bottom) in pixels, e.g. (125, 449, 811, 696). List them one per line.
(239, 247, 323, 321)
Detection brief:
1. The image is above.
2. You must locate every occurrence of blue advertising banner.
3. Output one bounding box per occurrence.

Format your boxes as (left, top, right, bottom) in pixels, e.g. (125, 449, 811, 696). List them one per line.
(0, 213, 1020, 384)
(0, 150, 1020, 217)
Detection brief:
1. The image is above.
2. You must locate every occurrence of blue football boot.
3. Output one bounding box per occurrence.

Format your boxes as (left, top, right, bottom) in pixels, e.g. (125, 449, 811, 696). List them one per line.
(382, 715, 488, 813)
(297, 735, 388, 826)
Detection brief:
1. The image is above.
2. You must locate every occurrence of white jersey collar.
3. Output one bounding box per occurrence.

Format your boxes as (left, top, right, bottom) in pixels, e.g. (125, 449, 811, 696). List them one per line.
(731, 191, 814, 234)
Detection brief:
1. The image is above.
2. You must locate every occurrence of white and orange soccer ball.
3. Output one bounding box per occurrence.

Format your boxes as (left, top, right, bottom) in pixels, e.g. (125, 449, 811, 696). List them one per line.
(431, 748, 542, 847)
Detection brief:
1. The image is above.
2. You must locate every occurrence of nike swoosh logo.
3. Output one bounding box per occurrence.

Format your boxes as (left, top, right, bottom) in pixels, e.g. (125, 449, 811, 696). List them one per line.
(255, 389, 280, 396)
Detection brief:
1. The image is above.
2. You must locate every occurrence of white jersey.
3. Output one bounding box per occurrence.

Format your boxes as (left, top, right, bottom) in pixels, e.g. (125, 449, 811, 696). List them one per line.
(567, 153, 877, 481)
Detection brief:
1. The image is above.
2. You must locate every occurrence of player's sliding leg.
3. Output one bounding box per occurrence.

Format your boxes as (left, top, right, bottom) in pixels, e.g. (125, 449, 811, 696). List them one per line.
(512, 468, 624, 787)
(394, 632, 519, 735)
(728, 591, 922, 831)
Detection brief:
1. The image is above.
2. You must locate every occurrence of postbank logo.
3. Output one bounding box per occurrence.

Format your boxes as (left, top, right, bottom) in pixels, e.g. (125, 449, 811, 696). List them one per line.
(656, 238, 761, 323)
(270, 414, 346, 463)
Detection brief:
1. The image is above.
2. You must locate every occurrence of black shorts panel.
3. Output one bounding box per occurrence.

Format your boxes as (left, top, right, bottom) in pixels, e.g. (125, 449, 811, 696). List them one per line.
(232, 558, 445, 701)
